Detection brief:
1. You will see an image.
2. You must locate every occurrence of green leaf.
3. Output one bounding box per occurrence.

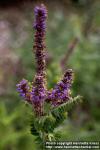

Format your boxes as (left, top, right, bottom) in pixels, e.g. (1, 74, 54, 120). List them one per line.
(51, 96, 82, 128)
(42, 115, 56, 133)
(52, 95, 82, 114)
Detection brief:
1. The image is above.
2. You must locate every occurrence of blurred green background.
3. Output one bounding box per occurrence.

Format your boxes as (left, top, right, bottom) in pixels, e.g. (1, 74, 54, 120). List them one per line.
(0, 0, 100, 149)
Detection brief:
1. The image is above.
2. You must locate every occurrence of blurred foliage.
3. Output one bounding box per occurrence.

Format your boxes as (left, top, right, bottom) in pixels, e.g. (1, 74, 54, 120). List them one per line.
(0, 0, 100, 149)
(0, 100, 37, 150)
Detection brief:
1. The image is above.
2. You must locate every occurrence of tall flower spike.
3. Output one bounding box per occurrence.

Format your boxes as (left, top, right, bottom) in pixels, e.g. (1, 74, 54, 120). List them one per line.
(48, 69, 73, 106)
(32, 4, 48, 116)
(33, 4, 47, 81)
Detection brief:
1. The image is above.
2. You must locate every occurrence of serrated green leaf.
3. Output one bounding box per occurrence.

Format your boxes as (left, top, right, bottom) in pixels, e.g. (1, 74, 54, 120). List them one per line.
(52, 95, 82, 114)
(51, 96, 82, 128)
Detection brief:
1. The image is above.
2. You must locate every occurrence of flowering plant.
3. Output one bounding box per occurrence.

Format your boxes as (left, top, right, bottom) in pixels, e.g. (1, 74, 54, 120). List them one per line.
(16, 4, 81, 149)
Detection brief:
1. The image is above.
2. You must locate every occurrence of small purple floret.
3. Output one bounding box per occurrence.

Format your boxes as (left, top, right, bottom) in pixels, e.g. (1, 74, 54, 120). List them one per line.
(31, 75, 47, 103)
(31, 87, 46, 103)
(16, 79, 30, 99)
(33, 4, 47, 31)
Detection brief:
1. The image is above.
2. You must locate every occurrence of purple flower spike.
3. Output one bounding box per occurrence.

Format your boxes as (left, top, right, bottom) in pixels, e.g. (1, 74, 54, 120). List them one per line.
(33, 4, 47, 82)
(31, 75, 47, 116)
(31, 76, 47, 103)
(34, 4, 47, 31)
(47, 69, 73, 106)
(32, 4, 47, 116)
(16, 79, 32, 103)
